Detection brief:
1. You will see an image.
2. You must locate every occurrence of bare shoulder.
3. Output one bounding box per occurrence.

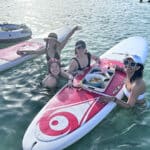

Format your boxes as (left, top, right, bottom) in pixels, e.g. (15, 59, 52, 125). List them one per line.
(68, 58, 78, 73)
(136, 79, 145, 87)
(70, 58, 78, 67)
(132, 79, 146, 92)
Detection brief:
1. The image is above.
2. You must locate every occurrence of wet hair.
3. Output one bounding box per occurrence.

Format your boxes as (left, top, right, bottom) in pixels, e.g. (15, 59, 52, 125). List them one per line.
(130, 63, 144, 83)
(75, 40, 86, 48)
(48, 58, 61, 74)
(48, 33, 58, 39)
(75, 40, 86, 55)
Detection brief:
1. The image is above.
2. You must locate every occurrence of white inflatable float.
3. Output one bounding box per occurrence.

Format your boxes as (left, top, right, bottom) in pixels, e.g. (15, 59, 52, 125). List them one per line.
(0, 23, 32, 42)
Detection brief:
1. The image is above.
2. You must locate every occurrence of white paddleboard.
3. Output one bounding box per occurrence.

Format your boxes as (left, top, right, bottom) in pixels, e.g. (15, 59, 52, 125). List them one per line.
(22, 36, 148, 150)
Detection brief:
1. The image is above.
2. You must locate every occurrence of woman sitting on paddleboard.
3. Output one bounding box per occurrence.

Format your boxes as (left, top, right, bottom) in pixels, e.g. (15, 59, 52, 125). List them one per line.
(42, 58, 73, 88)
(68, 40, 100, 75)
(17, 26, 80, 62)
(101, 55, 146, 108)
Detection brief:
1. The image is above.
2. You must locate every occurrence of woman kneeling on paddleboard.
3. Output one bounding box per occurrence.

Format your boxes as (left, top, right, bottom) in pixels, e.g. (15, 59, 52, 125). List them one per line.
(68, 40, 100, 75)
(42, 58, 73, 88)
(101, 55, 146, 108)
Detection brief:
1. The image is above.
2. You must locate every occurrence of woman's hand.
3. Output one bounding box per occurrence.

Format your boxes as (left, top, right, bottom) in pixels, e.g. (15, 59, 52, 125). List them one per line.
(67, 79, 73, 88)
(67, 74, 74, 88)
(17, 50, 27, 56)
(114, 65, 124, 72)
(73, 26, 82, 31)
(95, 57, 101, 64)
(17, 50, 34, 55)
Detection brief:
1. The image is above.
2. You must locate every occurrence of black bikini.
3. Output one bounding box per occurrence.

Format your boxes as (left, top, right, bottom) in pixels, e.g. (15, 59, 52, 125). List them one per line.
(72, 53, 91, 70)
(45, 41, 60, 61)
(46, 51, 60, 61)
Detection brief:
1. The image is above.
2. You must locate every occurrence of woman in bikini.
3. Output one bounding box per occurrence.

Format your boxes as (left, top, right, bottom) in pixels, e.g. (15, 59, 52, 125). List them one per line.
(42, 58, 73, 88)
(17, 26, 80, 62)
(68, 40, 100, 75)
(101, 55, 146, 108)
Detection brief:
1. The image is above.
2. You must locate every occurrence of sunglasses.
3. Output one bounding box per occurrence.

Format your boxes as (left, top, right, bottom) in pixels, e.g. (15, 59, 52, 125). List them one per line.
(124, 60, 137, 67)
(75, 45, 84, 50)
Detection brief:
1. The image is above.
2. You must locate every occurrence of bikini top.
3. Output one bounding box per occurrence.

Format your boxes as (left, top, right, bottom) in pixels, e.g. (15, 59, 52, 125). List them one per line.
(123, 84, 145, 101)
(45, 40, 60, 61)
(46, 51, 60, 61)
(72, 53, 91, 71)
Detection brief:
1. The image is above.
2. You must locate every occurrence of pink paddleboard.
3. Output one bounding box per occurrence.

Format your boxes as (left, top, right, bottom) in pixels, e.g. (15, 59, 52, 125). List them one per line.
(0, 39, 45, 72)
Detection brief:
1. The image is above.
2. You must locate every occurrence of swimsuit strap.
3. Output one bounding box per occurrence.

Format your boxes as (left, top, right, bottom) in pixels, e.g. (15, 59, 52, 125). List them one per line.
(123, 84, 145, 100)
(72, 57, 82, 70)
(72, 52, 91, 70)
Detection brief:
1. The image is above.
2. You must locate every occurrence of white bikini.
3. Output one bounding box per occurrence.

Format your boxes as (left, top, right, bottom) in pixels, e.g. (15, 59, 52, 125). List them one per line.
(123, 85, 145, 101)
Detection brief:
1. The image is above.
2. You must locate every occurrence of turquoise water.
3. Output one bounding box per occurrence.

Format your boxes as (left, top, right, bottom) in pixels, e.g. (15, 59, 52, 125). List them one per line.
(1, 0, 150, 150)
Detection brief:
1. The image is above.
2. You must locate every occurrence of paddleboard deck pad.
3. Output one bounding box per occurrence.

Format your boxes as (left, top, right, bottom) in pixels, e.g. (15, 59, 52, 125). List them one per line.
(22, 37, 148, 150)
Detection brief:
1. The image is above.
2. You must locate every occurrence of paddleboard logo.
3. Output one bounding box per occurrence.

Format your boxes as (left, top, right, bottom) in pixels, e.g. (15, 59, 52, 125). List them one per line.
(35, 98, 101, 141)
(38, 111, 78, 136)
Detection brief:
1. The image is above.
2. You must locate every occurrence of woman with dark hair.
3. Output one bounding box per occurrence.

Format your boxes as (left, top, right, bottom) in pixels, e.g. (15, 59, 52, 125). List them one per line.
(68, 40, 100, 75)
(101, 55, 146, 108)
(42, 58, 73, 88)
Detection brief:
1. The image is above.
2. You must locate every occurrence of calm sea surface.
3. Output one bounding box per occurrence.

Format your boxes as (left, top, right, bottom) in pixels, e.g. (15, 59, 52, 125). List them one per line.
(1, 0, 150, 150)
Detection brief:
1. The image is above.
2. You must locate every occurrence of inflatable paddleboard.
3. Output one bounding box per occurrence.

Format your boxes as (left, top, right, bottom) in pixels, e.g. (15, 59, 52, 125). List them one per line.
(0, 23, 32, 42)
(0, 26, 73, 72)
(22, 37, 148, 150)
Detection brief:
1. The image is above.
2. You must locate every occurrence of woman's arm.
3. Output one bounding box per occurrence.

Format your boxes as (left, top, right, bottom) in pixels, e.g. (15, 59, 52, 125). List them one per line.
(61, 69, 73, 79)
(67, 59, 78, 75)
(17, 48, 46, 55)
(101, 96, 133, 108)
(61, 70, 74, 87)
(101, 84, 143, 109)
(101, 85, 139, 108)
(115, 65, 125, 72)
(91, 54, 100, 64)
(113, 97, 135, 108)
(58, 26, 81, 51)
